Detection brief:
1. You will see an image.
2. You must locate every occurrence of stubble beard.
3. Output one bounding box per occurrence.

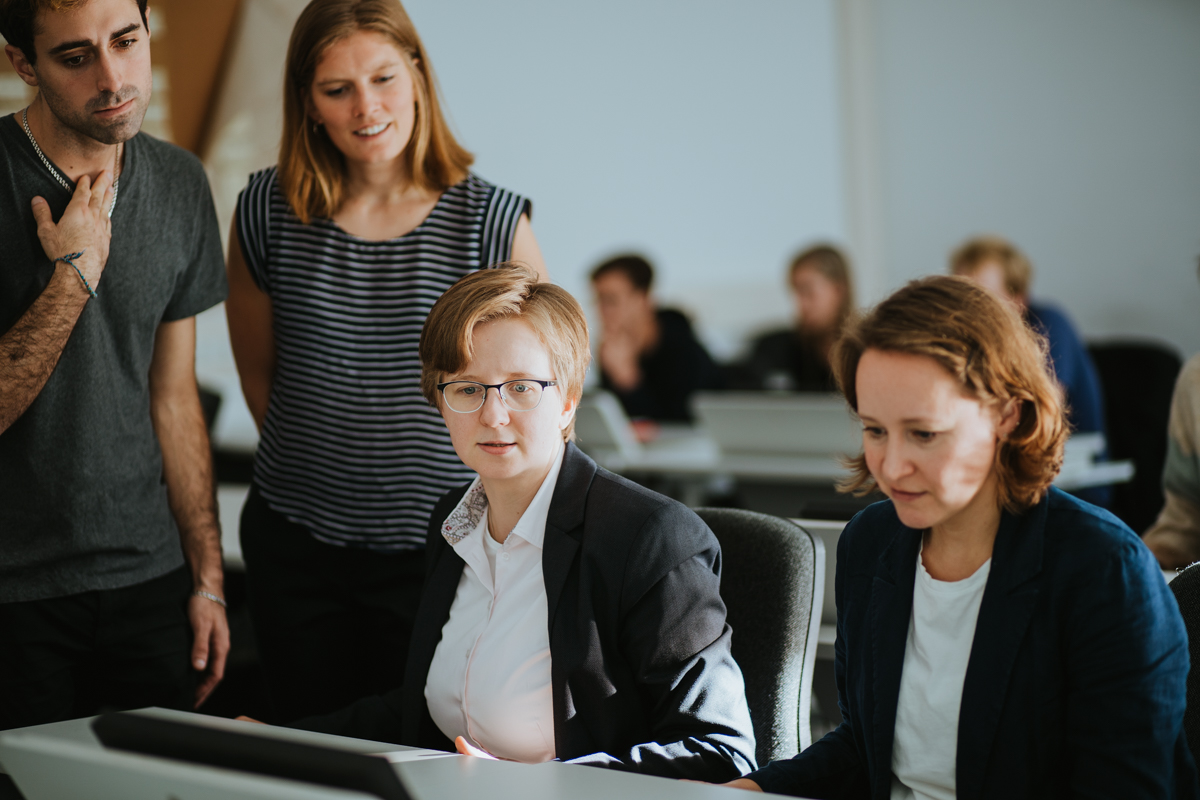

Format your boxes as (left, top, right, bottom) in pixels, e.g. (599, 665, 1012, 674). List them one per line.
(36, 80, 149, 146)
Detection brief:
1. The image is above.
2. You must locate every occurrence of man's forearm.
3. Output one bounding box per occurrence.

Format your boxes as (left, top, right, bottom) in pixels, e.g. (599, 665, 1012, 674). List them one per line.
(152, 384, 224, 594)
(0, 264, 90, 433)
(150, 315, 231, 703)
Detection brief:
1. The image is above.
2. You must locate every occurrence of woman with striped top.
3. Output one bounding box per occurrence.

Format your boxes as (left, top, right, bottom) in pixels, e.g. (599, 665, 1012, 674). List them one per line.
(224, 0, 546, 723)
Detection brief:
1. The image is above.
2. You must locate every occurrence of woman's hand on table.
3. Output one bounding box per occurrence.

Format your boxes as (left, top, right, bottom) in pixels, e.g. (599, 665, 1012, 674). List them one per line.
(455, 735, 499, 760)
(682, 778, 764, 792)
(722, 778, 764, 791)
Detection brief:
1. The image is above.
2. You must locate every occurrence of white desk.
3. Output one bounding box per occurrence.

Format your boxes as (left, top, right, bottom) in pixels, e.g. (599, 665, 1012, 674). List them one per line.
(586, 427, 1134, 493)
(0, 709, 799, 800)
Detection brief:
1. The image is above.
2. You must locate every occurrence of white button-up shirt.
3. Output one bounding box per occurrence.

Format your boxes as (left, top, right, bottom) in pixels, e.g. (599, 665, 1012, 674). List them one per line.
(424, 446, 563, 763)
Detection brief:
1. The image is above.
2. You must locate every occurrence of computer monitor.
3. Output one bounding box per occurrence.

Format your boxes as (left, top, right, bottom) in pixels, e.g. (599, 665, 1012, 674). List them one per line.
(0, 732, 370, 800)
(692, 392, 860, 457)
(574, 390, 641, 460)
(91, 712, 413, 800)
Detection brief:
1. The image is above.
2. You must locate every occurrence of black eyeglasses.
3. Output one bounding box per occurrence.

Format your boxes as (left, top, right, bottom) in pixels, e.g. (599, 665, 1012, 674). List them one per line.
(437, 379, 558, 413)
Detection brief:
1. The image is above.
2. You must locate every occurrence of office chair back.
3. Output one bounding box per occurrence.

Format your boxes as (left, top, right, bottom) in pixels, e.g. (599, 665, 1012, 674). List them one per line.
(1170, 565, 1200, 765)
(1089, 341, 1182, 532)
(696, 508, 825, 764)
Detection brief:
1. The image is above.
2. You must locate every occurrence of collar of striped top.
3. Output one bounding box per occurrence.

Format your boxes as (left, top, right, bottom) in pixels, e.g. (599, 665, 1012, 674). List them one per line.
(440, 444, 565, 549)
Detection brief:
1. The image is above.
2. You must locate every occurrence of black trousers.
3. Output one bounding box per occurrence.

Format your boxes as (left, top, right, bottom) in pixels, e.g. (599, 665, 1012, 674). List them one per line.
(0, 566, 195, 731)
(239, 485, 425, 724)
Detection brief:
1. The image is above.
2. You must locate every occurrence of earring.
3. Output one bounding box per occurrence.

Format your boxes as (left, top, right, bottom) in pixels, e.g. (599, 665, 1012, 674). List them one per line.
(311, 120, 323, 134)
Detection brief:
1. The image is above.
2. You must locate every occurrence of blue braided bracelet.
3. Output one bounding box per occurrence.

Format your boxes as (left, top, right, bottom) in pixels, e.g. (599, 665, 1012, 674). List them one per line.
(54, 250, 96, 298)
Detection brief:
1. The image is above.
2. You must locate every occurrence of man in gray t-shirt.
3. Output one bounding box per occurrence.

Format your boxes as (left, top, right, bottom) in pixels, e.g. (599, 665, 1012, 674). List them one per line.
(0, 0, 229, 728)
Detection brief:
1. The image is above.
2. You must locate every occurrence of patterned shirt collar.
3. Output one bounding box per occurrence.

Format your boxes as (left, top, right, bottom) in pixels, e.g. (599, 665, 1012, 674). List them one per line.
(440, 443, 565, 549)
(441, 478, 488, 546)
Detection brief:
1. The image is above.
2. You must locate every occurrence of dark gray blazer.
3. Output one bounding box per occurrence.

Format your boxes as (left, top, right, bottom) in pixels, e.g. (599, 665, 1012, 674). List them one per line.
(295, 442, 756, 781)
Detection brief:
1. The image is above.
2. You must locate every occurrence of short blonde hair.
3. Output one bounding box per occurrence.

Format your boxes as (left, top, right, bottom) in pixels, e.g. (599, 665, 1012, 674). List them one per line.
(832, 275, 1067, 513)
(279, 0, 473, 224)
(949, 235, 1034, 298)
(419, 265, 590, 441)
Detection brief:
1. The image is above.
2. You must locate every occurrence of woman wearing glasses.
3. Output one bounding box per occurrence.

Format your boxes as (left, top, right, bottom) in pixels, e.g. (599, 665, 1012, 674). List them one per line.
(225, 0, 546, 723)
(288, 264, 756, 780)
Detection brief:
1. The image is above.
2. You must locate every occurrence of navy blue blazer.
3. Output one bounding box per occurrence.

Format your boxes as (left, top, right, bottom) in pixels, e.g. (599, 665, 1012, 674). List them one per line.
(748, 488, 1197, 799)
(293, 443, 756, 781)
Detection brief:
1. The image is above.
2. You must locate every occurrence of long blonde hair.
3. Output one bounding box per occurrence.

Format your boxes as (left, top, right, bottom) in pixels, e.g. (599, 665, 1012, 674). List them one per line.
(279, 0, 473, 223)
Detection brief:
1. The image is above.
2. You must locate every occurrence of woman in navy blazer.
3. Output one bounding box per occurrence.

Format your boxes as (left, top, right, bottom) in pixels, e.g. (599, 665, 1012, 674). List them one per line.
(728, 277, 1196, 799)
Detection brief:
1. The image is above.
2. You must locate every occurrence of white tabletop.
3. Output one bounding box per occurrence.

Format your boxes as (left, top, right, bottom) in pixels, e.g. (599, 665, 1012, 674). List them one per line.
(587, 427, 1133, 492)
(0, 709, 801, 799)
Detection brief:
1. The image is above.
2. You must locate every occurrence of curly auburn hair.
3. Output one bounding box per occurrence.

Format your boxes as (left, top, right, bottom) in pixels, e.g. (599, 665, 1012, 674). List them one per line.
(832, 275, 1068, 513)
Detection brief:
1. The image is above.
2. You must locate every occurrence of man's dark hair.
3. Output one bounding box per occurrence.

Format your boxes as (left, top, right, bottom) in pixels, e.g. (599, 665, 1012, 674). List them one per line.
(0, 0, 150, 66)
(590, 254, 654, 293)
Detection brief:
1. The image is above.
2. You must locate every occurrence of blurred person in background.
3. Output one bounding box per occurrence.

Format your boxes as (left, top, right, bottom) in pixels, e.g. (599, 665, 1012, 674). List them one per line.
(1142, 261, 1200, 569)
(950, 235, 1104, 439)
(951, 235, 1109, 507)
(592, 253, 721, 424)
(737, 244, 855, 392)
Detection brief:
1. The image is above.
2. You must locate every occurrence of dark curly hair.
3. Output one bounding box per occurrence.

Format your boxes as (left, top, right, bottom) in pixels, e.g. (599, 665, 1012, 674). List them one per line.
(0, 0, 149, 65)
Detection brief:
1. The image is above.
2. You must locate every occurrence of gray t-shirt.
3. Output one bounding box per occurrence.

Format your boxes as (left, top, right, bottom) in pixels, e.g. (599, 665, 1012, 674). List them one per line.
(0, 114, 227, 602)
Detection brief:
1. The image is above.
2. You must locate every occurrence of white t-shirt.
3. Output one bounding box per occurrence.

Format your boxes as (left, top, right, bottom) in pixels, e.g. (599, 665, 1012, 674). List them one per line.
(890, 548, 991, 800)
(425, 445, 564, 762)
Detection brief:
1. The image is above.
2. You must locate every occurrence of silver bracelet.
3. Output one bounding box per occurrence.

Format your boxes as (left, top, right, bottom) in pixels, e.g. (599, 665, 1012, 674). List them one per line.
(193, 590, 227, 609)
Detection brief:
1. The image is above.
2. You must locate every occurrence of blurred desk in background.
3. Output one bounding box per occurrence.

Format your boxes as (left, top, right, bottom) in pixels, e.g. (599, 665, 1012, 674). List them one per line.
(576, 392, 1135, 518)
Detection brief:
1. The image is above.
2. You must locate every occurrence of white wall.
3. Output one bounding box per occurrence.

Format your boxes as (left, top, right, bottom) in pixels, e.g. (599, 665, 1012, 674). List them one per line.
(856, 0, 1200, 356)
(404, 0, 846, 357)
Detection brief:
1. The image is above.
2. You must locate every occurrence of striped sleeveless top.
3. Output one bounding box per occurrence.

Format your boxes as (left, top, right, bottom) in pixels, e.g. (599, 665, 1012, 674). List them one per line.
(236, 168, 530, 550)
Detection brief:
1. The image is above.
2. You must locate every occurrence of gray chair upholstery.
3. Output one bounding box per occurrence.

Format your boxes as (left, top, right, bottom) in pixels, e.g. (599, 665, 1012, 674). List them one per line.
(1169, 565, 1200, 764)
(695, 508, 825, 765)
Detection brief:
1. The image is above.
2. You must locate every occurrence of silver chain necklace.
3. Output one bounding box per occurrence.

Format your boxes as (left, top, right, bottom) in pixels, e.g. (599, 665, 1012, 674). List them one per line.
(22, 106, 120, 218)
